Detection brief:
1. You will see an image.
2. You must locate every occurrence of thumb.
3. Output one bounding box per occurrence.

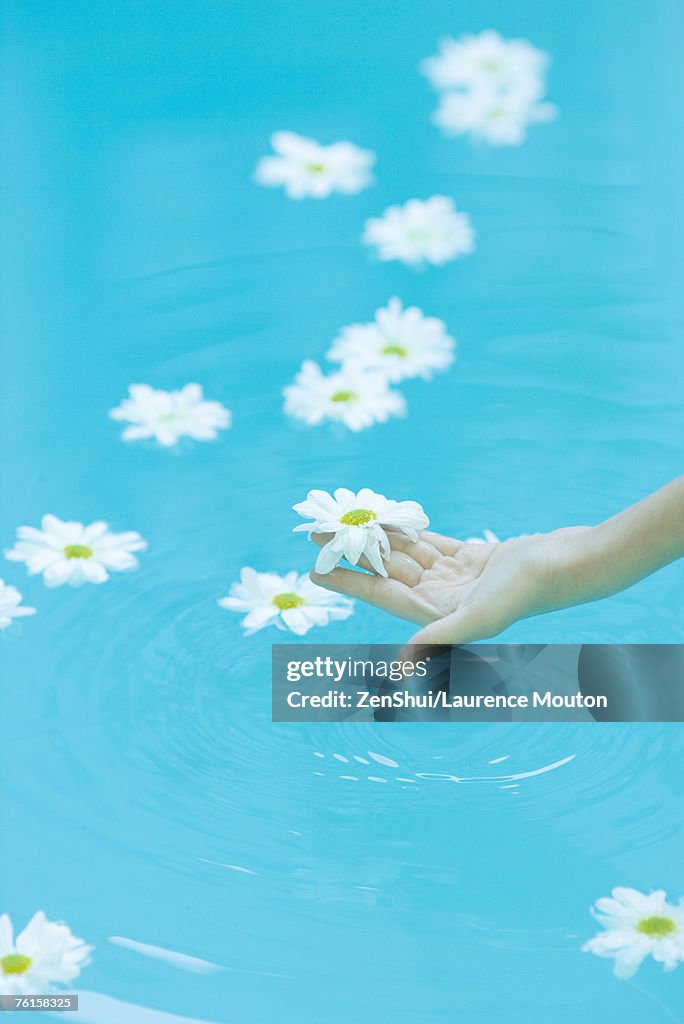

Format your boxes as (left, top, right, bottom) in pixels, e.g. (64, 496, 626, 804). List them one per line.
(399, 609, 483, 666)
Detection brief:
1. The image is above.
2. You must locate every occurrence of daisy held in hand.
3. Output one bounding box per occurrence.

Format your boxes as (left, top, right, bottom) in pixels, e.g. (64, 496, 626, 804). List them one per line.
(255, 131, 375, 199)
(326, 298, 455, 383)
(293, 488, 429, 577)
(0, 911, 91, 995)
(6, 515, 147, 587)
(110, 383, 231, 447)
(218, 568, 353, 636)
(583, 887, 684, 979)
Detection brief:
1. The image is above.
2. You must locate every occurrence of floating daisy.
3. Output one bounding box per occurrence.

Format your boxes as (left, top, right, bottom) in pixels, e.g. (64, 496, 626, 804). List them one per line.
(218, 568, 353, 636)
(0, 911, 92, 995)
(283, 360, 405, 432)
(293, 488, 429, 576)
(0, 579, 36, 630)
(363, 197, 475, 267)
(5, 515, 147, 587)
(255, 131, 375, 199)
(421, 30, 549, 96)
(421, 31, 556, 146)
(465, 529, 501, 544)
(582, 887, 684, 979)
(109, 384, 231, 447)
(434, 89, 557, 146)
(326, 298, 455, 382)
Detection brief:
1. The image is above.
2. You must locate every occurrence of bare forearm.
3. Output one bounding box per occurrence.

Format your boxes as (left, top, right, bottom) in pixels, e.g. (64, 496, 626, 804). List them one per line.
(551, 477, 684, 608)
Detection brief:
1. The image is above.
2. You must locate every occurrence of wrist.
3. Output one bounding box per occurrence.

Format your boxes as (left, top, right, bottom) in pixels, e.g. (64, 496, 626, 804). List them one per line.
(541, 525, 603, 611)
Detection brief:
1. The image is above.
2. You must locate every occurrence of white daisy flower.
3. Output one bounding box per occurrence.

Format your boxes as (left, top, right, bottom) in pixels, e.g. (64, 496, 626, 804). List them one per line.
(421, 31, 556, 146)
(5, 515, 147, 588)
(0, 911, 92, 995)
(0, 579, 36, 630)
(363, 196, 475, 267)
(293, 487, 430, 576)
(326, 298, 455, 383)
(582, 887, 684, 980)
(420, 30, 549, 96)
(254, 131, 375, 199)
(465, 529, 501, 544)
(434, 89, 557, 146)
(283, 360, 405, 432)
(218, 568, 353, 636)
(109, 383, 231, 447)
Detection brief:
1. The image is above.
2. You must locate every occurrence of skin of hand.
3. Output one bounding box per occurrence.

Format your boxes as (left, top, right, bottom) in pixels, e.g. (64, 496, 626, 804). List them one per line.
(310, 526, 592, 648)
(308, 476, 684, 651)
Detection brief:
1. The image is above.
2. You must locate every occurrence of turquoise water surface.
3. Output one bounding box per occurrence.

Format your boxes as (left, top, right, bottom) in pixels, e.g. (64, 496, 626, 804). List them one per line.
(1, 1, 683, 1021)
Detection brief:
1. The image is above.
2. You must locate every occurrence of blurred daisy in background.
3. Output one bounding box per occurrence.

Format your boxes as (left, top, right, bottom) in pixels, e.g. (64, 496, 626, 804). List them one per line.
(293, 487, 429, 576)
(582, 887, 684, 979)
(0, 911, 91, 995)
(465, 529, 501, 544)
(421, 30, 548, 94)
(219, 568, 353, 635)
(255, 131, 375, 198)
(0, 579, 35, 630)
(5, 515, 147, 587)
(110, 384, 231, 447)
(363, 196, 475, 267)
(326, 297, 455, 382)
(283, 360, 405, 431)
(434, 88, 557, 146)
(421, 30, 557, 146)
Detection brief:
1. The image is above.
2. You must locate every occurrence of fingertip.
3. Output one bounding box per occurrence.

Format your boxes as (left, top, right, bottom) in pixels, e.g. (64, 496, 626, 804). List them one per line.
(309, 569, 330, 587)
(399, 637, 449, 666)
(310, 531, 334, 549)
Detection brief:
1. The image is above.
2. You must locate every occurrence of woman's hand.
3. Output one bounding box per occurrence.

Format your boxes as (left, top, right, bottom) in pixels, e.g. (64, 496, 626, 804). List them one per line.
(310, 526, 592, 647)
(309, 477, 684, 647)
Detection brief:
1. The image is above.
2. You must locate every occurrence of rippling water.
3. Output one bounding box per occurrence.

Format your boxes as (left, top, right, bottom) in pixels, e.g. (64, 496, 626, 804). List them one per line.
(2, 1, 683, 1021)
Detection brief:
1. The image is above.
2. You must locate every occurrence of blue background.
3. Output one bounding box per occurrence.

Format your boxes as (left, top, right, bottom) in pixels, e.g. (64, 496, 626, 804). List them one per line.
(1, 2, 683, 1021)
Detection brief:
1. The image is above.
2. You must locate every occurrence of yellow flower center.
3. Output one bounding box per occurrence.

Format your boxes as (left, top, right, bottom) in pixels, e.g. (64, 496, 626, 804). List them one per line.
(340, 508, 377, 526)
(272, 592, 306, 610)
(305, 162, 326, 173)
(1, 953, 32, 975)
(330, 390, 357, 403)
(636, 916, 677, 938)
(382, 343, 409, 358)
(64, 544, 94, 559)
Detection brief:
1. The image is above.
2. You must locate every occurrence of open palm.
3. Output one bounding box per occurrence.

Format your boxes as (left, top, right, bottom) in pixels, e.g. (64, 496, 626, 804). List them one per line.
(310, 527, 583, 646)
